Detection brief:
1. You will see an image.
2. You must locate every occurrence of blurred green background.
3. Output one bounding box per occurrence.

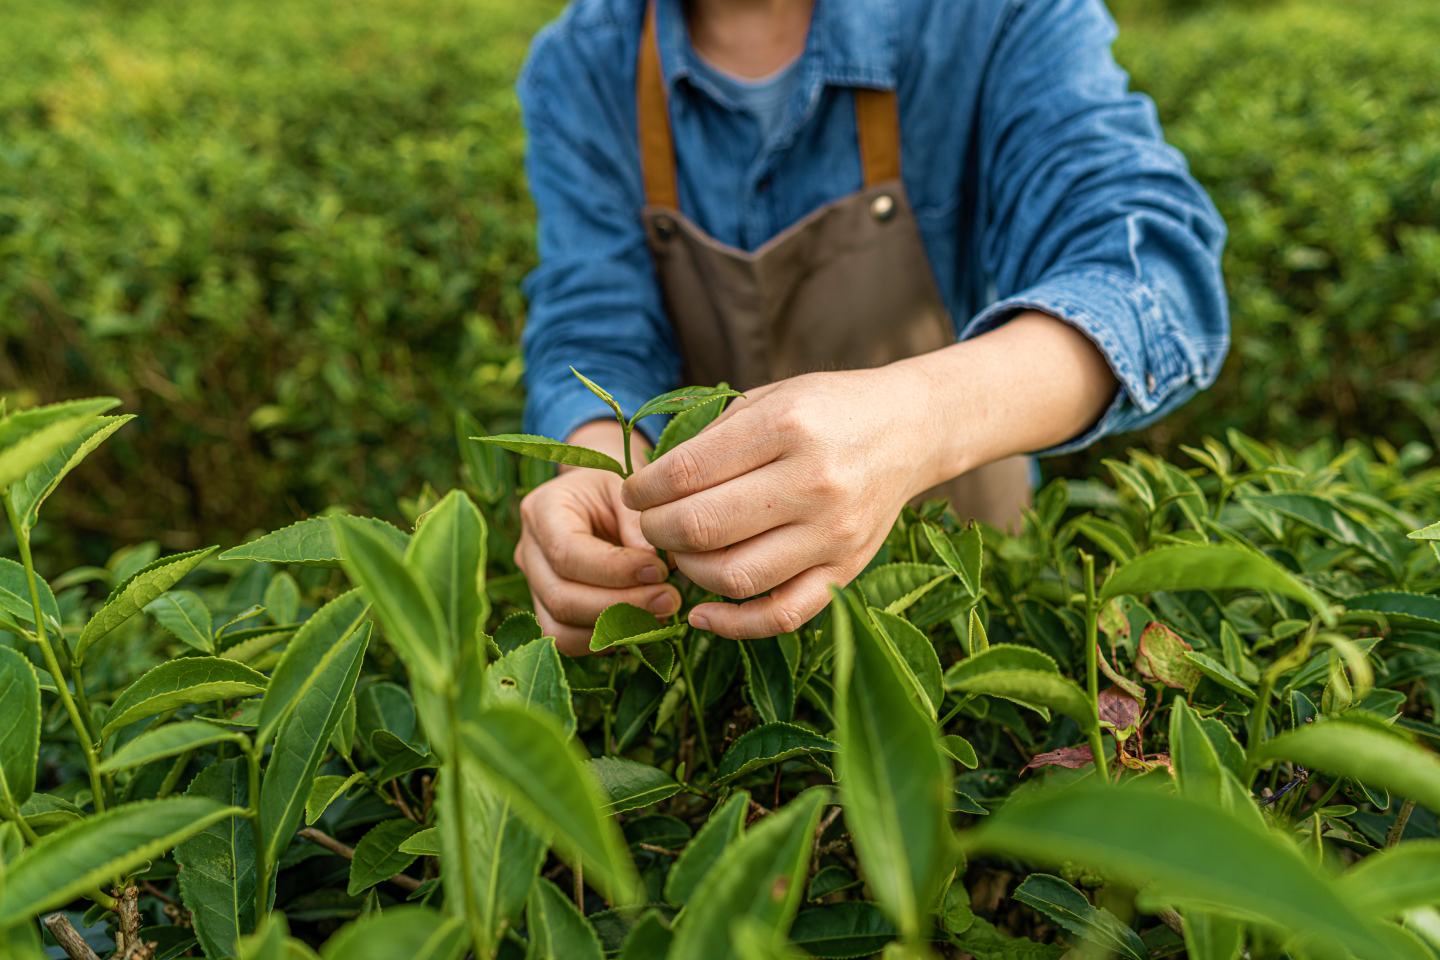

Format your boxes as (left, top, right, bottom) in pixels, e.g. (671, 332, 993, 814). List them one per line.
(3, 0, 1438, 560)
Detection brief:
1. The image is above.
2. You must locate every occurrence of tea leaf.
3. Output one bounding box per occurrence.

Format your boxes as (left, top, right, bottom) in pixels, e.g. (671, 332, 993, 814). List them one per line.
(99, 720, 244, 774)
(740, 635, 795, 724)
(1407, 520, 1440, 542)
(1012, 873, 1146, 960)
(960, 782, 1391, 958)
(319, 906, 467, 960)
(0, 558, 60, 631)
(305, 772, 363, 825)
(872, 610, 944, 715)
(668, 788, 827, 960)
(1344, 591, 1440, 630)
(526, 876, 604, 960)
(789, 902, 898, 958)
(1170, 699, 1225, 803)
(1183, 912, 1245, 960)
(1184, 650, 1254, 698)
(652, 390, 730, 460)
(236, 913, 316, 960)
(858, 564, 950, 611)
(103, 657, 268, 738)
(405, 489, 488, 660)
(347, 818, 424, 895)
(221, 515, 409, 566)
(264, 573, 300, 626)
(1100, 545, 1332, 623)
(473, 434, 624, 476)
(664, 790, 749, 905)
(0, 397, 117, 492)
(0, 647, 40, 810)
(629, 385, 742, 424)
(619, 910, 675, 960)
(943, 643, 1059, 684)
(259, 620, 369, 870)
(1245, 492, 1402, 577)
(590, 602, 686, 652)
(0, 796, 242, 924)
(459, 705, 639, 904)
(1135, 622, 1202, 692)
(257, 590, 370, 747)
(1337, 840, 1440, 917)
(77, 545, 218, 660)
(589, 757, 681, 813)
(946, 669, 1094, 733)
(5, 414, 132, 533)
(483, 636, 576, 736)
(831, 587, 955, 941)
(923, 524, 982, 597)
(570, 366, 627, 422)
(176, 758, 255, 960)
(715, 722, 836, 785)
(1253, 720, 1440, 814)
(145, 590, 215, 653)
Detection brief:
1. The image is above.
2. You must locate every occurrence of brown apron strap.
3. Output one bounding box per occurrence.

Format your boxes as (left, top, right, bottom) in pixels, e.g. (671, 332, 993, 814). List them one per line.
(855, 88, 901, 187)
(635, 0, 903, 206)
(638, 0, 679, 209)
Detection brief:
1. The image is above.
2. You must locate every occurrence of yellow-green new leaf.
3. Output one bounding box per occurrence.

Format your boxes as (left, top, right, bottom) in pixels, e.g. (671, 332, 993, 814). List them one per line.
(145, 590, 215, 653)
(5, 414, 132, 533)
(946, 669, 1094, 734)
(1100, 546, 1332, 624)
(221, 515, 409, 567)
(0, 397, 117, 492)
(590, 603, 686, 652)
(1253, 720, 1440, 817)
(102, 657, 267, 738)
(320, 907, 467, 960)
(0, 647, 39, 810)
(832, 587, 955, 942)
(570, 367, 626, 422)
(1338, 840, 1440, 917)
(473, 434, 624, 476)
(405, 489, 488, 662)
(99, 720, 245, 774)
(0, 797, 242, 924)
(459, 705, 640, 905)
(77, 546, 218, 660)
(630, 385, 742, 424)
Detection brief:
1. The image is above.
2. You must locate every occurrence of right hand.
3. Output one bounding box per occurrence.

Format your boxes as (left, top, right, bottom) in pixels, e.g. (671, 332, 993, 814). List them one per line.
(514, 426, 680, 656)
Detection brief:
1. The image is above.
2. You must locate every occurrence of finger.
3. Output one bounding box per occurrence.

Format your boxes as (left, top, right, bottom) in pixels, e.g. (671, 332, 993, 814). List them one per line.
(621, 403, 783, 511)
(638, 463, 800, 553)
(672, 524, 819, 599)
(529, 496, 667, 587)
(533, 595, 595, 657)
(612, 490, 652, 552)
(706, 380, 777, 430)
(520, 538, 681, 626)
(687, 564, 841, 640)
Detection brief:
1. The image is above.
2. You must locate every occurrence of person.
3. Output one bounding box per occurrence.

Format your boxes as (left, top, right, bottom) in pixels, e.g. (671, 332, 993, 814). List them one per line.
(513, 0, 1228, 654)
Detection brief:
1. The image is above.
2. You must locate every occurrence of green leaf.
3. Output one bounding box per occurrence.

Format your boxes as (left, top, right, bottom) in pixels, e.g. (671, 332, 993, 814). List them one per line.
(1245, 492, 1402, 576)
(1184, 650, 1255, 698)
(1253, 720, 1440, 815)
(257, 590, 370, 747)
(484, 636, 576, 736)
(221, 516, 409, 567)
(740, 635, 795, 724)
(103, 657, 268, 738)
(176, 758, 255, 960)
(1337, 840, 1440, 917)
(0, 796, 242, 924)
(5, 414, 132, 533)
(668, 788, 827, 960)
(400, 827, 441, 857)
(1100, 545, 1332, 623)
(1409, 520, 1440, 542)
(319, 906, 467, 960)
(943, 644, 1059, 685)
(590, 603, 686, 652)
(960, 782, 1393, 958)
(652, 388, 730, 460)
(77, 546, 218, 660)
(619, 911, 675, 960)
(1169, 699, 1225, 803)
(858, 564, 950, 611)
(570, 367, 627, 422)
(526, 876, 604, 960)
(715, 722, 836, 785)
(99, 720, 243, 774)
(1012, 873, 1146, 960)
(789, 902, 898, 959)
(871, 610, 943, 715)
(589, 757, 681, 813)
(406, 489, 488, 661)
(306, 772, 363, 825)
(940, 735, 979, 770)
(1135, 622, 1202, 693)
(831, 587, 955, 941)
(664, 790, 749, 906)
(474, 434, 624, 476)
(259, 620, 369, 870)
(145, 590, 215, 653)
(264, 573, 301, 625)
(237, 913, 320, 960)
(332, 515, 449, 686)
(630, 385, 742, 424)
(1344, 591, 1440, 630)
(0, 558, 60, 632)
(947, 669, 1094, 733)
(348, 818, 424, 895)
(0, 397, 117, 492)
(0, 648, 39, 811)
(1183, 912, 1244, 960)
(923, 524, 982, 597)
(459, 705, 639, 904)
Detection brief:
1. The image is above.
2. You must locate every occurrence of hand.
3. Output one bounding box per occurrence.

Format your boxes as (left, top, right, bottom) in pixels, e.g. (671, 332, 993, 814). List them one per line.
(514, 423, 680, 655)
(620, 365, 943, 640)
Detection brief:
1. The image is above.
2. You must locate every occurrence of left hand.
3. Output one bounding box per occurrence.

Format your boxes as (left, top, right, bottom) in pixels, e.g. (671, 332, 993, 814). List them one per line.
(620, 365, 946, 640)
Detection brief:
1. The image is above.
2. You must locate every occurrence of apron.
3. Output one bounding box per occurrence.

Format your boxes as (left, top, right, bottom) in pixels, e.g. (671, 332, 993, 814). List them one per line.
(635, 0, 1032, 528)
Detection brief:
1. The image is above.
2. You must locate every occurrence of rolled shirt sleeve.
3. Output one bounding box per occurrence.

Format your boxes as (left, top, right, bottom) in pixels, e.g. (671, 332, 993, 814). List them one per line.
(960, 0, 1230, 455)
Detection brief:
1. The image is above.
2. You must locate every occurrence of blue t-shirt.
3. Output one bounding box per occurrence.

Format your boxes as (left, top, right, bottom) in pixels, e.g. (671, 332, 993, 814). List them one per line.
(689, 54, 803, 150)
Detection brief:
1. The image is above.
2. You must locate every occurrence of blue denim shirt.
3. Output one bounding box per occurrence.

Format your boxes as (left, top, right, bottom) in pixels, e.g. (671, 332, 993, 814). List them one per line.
(518, 0, 1229, 454)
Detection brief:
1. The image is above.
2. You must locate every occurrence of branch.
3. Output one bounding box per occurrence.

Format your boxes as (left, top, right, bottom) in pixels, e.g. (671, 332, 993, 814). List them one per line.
(297, 827, 422, 892)
(42, 913, 100, 960)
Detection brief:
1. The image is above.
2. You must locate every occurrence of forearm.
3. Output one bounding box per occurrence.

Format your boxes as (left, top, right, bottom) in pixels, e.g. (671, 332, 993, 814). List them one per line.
(900, 311, 1117, 489)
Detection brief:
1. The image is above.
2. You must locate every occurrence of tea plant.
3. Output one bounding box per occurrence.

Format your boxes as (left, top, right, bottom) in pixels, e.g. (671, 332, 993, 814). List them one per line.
(3, 389, 1440, 960)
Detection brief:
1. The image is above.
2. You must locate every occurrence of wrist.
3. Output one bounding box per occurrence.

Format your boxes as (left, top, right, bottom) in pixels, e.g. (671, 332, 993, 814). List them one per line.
(563, 420, 652, 473)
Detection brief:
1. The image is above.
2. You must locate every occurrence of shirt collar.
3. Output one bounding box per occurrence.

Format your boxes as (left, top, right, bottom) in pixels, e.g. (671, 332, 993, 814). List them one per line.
(653, 0, 898, 94)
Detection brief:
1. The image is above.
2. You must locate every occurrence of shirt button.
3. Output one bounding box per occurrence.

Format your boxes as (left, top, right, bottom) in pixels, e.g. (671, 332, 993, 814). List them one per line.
(870, 193, 896, 222)
(1146, 372, 1158, 393)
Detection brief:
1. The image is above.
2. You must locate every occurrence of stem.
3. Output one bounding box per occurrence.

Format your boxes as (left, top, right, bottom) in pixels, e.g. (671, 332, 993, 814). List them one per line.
(5, 501, 107, 813)
(1387, 799, 1416, 847)
(676, 642, 714, 772)
(1081, 553, 1110, 782)
(1244, 674, 1277, 789)
(621, 420, 635, 478)
(155, 750, 194, 799)
(245, 741, 269, 928)
(445, 692, 489, 959)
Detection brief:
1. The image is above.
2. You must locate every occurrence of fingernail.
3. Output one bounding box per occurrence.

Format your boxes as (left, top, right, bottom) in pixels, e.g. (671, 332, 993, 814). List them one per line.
(637, 565, 665, 584)
(689, 610, 710, 631)
(650, 592, 678, 616)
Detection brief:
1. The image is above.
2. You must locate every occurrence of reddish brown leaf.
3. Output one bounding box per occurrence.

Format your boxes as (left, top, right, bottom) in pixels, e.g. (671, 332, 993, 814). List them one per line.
(1135, 622, 1202, 692)
(1098, 686, 1141, 741)
(1021, 744, 1094, 773)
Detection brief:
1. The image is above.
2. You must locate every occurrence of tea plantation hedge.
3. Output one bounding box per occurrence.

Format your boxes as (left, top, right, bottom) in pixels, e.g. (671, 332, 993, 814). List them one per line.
(3, 0, 1438, 558)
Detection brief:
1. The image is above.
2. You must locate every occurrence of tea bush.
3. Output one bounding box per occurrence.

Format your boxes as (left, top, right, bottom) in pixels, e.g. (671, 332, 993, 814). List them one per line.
(4, 0, 1439, 556)
(3, 392, 1440, 959)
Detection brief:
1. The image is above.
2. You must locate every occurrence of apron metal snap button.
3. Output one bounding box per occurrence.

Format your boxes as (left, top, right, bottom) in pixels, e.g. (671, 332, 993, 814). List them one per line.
(654, 215, 677, 240)
(870, 193, 896, 222)
(1146, 372, 1158, 393)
